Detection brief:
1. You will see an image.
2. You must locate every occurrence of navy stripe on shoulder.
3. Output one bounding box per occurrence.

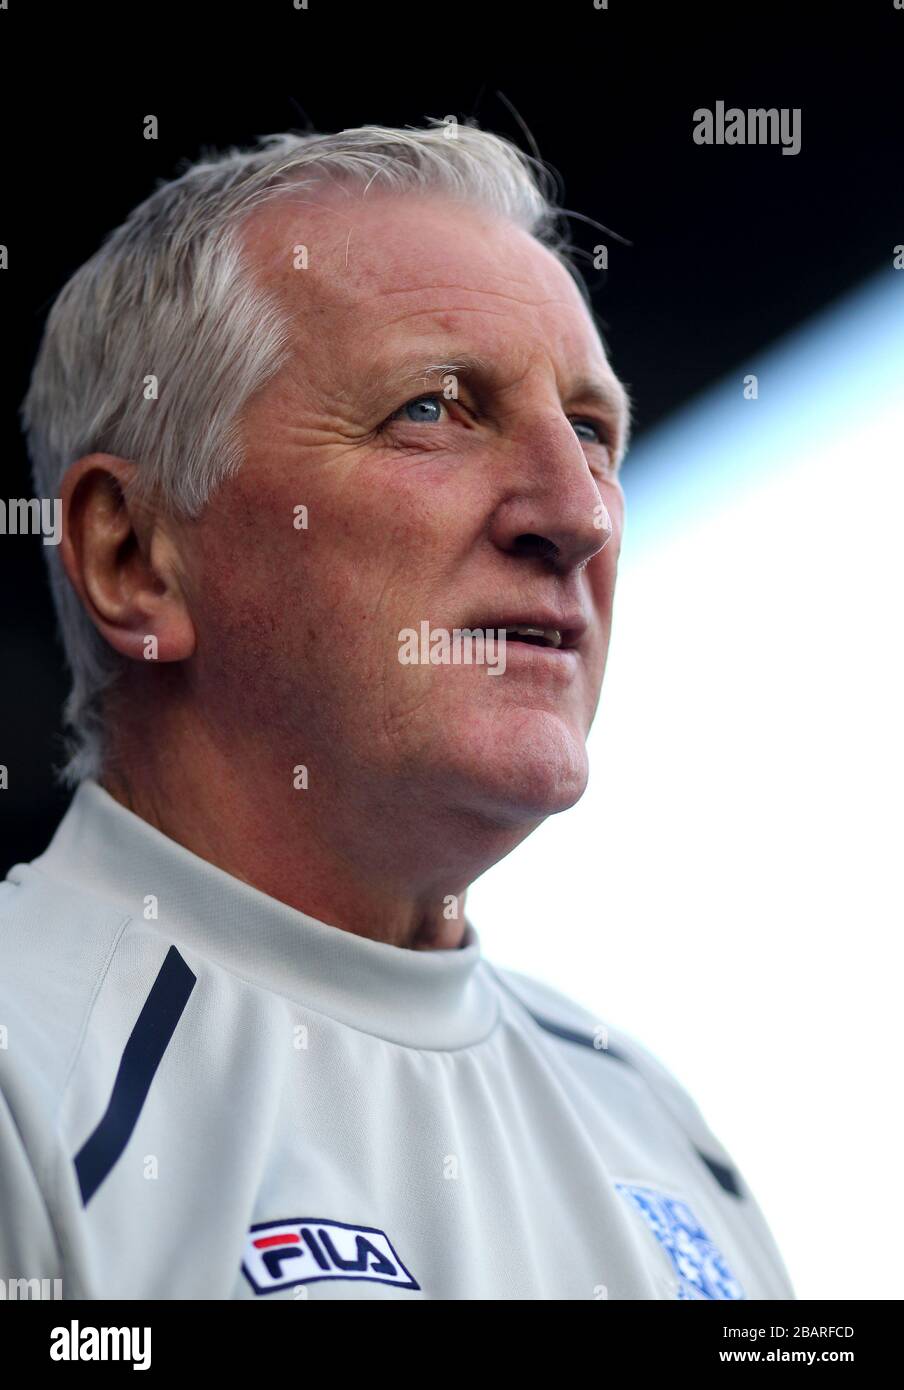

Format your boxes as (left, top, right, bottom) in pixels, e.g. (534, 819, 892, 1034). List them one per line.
(489, 966, 745, 1200)
(696, 1149, 743, 1197)
(487, 967, 632, 1063)
(74, 945, 196, 1206)
(519, 1008, 634, 1065)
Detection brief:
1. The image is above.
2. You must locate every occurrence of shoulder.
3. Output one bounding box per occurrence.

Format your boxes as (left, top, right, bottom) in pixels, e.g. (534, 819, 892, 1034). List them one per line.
(488, 963, 676, 1072)
(487, 963, 715, 1148)
(0, 858, 134, 1283)
(0, 857, 132, 1106)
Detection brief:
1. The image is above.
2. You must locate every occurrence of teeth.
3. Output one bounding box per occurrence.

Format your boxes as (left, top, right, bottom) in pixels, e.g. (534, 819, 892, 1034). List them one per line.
(504, 626, 563, 648)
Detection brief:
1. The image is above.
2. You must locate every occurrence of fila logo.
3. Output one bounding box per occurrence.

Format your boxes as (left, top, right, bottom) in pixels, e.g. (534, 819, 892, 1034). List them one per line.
(242, 1218, 421, 1295)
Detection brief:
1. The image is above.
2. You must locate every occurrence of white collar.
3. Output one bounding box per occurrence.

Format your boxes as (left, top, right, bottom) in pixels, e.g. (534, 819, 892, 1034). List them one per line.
(33, 779, 499, 1051)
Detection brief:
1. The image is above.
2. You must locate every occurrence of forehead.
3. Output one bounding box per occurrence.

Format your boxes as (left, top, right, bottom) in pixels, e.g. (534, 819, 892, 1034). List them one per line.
(242, 190, 610, 375)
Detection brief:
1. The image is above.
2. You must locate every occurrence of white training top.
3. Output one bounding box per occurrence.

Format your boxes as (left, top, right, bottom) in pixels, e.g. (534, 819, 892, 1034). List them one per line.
(0, 780, 795, 1300)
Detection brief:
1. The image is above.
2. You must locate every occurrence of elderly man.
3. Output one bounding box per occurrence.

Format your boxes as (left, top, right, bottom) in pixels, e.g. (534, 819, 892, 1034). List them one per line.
(2, 122, 793, 1300)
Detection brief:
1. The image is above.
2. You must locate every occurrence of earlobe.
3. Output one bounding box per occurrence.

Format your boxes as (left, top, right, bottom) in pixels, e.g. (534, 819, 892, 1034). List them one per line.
(59, 453, 196, 665)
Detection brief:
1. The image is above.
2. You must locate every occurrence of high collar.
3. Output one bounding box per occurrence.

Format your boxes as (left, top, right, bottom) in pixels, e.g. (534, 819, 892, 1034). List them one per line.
(32, 779, 499, 1051)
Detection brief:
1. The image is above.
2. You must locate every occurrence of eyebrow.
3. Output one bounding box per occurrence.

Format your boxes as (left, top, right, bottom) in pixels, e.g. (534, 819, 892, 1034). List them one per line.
(380, 350, 633, 450)
(398, 352, 492, 384)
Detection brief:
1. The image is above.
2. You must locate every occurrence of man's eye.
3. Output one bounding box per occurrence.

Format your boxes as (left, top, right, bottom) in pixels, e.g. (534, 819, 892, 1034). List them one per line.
(570, 417, 610, 446)
(389, 393, 448, 425)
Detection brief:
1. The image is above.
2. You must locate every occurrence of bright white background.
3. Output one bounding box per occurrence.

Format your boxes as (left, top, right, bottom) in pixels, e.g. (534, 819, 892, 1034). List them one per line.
(470, 268, 904, 1300)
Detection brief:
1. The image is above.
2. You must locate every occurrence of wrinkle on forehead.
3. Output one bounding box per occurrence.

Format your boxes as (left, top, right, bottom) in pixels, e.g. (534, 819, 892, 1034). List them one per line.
(241, 189, 566, 300)
(240, 190, 619, 411)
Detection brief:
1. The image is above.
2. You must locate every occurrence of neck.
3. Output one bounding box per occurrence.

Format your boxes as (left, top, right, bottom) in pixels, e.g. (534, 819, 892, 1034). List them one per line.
(101, 710, 534, 952)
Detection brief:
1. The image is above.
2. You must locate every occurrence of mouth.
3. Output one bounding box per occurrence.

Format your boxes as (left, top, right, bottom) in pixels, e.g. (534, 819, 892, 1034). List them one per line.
(480, 613, 587, 652)
(502, 626, 565, 649)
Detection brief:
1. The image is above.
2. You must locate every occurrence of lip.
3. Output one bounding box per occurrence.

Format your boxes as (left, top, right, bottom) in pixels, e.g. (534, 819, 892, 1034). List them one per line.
(475, 614, 589, 652)
(496, 640, 580, 674)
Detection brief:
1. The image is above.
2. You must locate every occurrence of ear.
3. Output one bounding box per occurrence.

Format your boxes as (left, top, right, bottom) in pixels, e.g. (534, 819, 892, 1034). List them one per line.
(59, 454, 196, 665)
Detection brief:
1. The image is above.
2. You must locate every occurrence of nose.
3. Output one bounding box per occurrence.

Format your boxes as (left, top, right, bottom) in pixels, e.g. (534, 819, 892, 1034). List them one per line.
(488, 412, 617, 572)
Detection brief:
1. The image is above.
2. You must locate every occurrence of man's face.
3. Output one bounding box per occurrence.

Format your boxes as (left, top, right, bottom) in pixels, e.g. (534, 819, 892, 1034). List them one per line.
(174, 191, 629, 826)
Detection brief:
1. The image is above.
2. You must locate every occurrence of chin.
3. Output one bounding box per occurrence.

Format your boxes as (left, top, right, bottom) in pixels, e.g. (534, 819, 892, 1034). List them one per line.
(440, 706, 591, 823)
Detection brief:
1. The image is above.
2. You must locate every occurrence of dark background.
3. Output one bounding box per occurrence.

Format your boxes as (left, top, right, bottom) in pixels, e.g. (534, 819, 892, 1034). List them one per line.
(2, 1, 902, 868)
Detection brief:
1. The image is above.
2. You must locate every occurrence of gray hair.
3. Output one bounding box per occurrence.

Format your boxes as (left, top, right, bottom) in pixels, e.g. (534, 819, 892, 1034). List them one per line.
(21, 119, 583, 785)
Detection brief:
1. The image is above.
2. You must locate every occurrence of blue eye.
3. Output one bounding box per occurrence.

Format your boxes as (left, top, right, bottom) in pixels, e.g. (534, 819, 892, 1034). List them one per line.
(397, 394, 446, 424)
(571, 418, 606, 444)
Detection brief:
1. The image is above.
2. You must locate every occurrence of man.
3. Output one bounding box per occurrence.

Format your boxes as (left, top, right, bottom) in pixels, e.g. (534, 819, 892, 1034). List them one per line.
(2, 122, 794, 1299)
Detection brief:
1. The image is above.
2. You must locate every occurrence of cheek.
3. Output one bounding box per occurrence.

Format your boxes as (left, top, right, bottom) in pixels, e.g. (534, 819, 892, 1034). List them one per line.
(593, 486, 624, 568)
(600, 477, 626, 534)
(186, 459, 473, 680)
(596, 485, 626, 578)
(176, 497, 307, 690)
